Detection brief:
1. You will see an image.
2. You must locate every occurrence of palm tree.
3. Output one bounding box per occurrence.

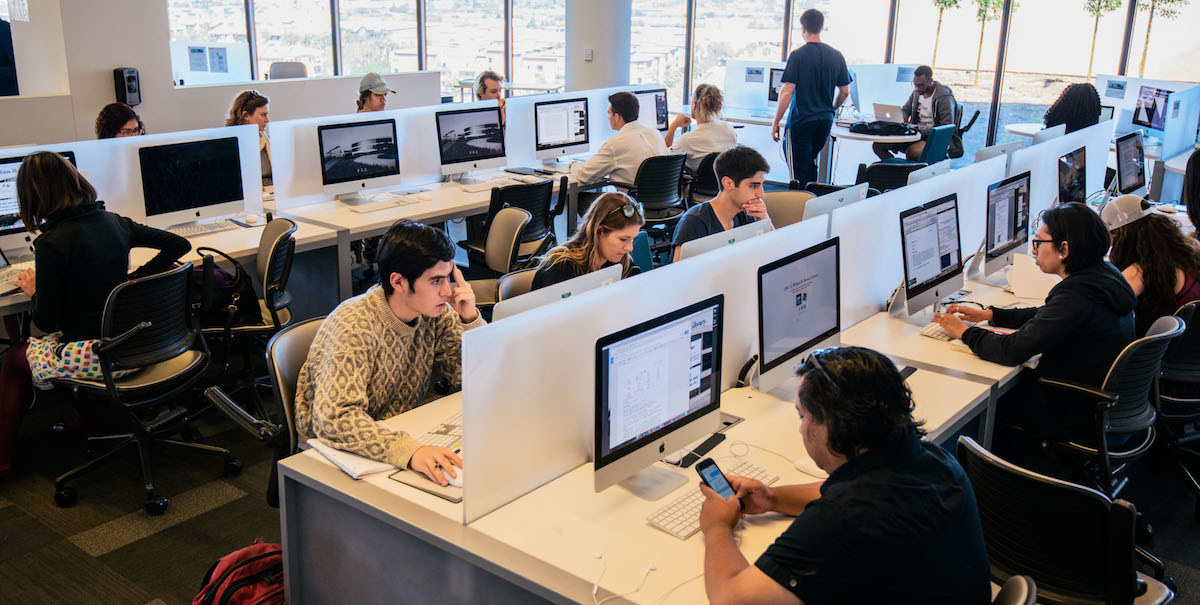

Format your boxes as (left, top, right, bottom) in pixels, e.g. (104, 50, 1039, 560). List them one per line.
(931, 0, 961, 69)
(1137, 0, 1189, 76)
(1084, 0, 1123, 79)
(972, 0, 1003, 86)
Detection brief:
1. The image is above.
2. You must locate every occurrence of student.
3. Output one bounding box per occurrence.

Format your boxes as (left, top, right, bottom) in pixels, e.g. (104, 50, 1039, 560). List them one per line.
(531, 192, 644, 291)
(771, 8, 850, 188)
(1103, 194, 1200, 335)
(94, 102, 145, 138)
(356, 72, 393, 112)
(569, 92, 667, 213)
(872, 65, 961, 161)
(672, 145, 770, 262)
(225, 90, 272, 188)
(0, 152, 190, 479)
(293, 220, 483, 486)
(698, 346, 990, 605)
(665, 83, 737, 173)
(476, 69, 506, 123)
(1043, 83, 1102, 134)
(1184, 151, 1200, 236)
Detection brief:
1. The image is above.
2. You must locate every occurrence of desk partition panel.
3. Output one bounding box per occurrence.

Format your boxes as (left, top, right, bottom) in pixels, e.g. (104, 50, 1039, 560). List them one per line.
(1009, 120, 1111, 222)
(1161, 86, 1200, 160)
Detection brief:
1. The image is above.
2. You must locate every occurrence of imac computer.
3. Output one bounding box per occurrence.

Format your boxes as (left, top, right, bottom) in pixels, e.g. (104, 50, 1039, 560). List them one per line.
(677, 218, 772, 261)
(1, 151, 76, 254)
(1033, 123, 1066, 145)
(907, 159, 951, 185)
(1100, 105, 1115, 121)
(633, 88, 669, 132)
(139, 137, 245, 230)
(1057, 146, 1086, 204)
(1132, 85, 1171, 131)
(767, 68, 785, 104)
(889, 193, 965, 325)
(594, 294, 724, 500)
(967, 171, 1031, 286)
(975, 140, 1023, 175)
(801, 182, 869, 223)
(317, 118, 402, 203)
(1115, 131, 1147, 198)
(435, 106, 507, 182)
(757, 237, 841, 399)
(492, 263, 621, 321)
(534, 97, 589, 163)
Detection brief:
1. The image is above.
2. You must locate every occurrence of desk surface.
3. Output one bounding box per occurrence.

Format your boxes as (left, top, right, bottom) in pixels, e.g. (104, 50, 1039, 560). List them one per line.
(1166, 147, 1195, 175)
(1005, 122, 1042, 137)
(830, 124, 922, 144)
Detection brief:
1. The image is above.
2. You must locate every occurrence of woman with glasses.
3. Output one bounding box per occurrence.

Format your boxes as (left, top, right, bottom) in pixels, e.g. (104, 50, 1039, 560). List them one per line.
(225, 90, 272, 189)
(94, 102, 145, 139)
(531, 192, 644, 291)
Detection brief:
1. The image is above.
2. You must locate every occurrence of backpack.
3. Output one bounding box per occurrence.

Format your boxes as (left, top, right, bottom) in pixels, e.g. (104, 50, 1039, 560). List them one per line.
(194, 540, 284, 605)
(191, 246, 264, 332)
(849, 121, 920, 137)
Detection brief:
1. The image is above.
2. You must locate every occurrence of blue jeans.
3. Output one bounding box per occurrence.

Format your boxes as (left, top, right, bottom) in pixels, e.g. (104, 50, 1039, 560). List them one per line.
(785, 119, 833, 187)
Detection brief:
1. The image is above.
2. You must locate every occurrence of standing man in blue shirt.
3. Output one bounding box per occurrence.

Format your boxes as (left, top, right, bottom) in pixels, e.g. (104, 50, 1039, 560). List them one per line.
(771, 9, 851, 188)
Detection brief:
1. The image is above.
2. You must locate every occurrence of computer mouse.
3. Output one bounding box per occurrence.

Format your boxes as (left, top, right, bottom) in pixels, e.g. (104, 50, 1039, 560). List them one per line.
(418, 193, 433, 202)
(793, 457, 828, 480)
(244, 214, 262, 225)
(1158, 204, 1177, 214)
(520, 175, 542, 184)
(444, 466, 464, 488)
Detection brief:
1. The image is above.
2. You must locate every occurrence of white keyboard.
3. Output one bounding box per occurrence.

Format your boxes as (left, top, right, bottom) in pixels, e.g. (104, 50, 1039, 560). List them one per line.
(919, 322, 954, 341)
(419, 411, 462, 449)
(0, 260, 34, 285)
(647, 459, 779, 540)
(167, 220, 240, 237)
(460, 179, 517, 193)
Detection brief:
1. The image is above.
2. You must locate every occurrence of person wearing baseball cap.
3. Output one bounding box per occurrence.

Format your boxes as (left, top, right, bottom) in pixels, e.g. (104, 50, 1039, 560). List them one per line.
(356, 72, 394, 112)
(1104, 193, 1200, 335)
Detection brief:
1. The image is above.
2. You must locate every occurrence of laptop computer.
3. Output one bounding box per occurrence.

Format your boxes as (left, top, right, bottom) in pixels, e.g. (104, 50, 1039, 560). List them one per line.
(873, 103, 905, 124)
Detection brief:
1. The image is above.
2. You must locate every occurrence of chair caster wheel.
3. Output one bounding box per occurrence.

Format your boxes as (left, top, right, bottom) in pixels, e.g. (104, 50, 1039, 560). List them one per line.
(181, 425, 204, 443)
(224, 458, 244, 477)
(144, 493, 168, 516)
(1164, 576, 1177, 593)
(54, 486, 78, 508)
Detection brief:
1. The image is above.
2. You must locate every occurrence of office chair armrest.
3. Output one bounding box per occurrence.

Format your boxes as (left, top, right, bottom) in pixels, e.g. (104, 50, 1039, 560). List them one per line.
(1135, 545, 1167, 580)
(608, 180, 635, 191)
(1037, 377, 1114, 402)
(94, 321, 151, 355)
(204, 386, 280, 441)
(551, 176, 568, 216)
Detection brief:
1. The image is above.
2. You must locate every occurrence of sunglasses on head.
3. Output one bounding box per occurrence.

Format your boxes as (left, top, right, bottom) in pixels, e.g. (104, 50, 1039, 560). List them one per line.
(604, 201, 644, 221)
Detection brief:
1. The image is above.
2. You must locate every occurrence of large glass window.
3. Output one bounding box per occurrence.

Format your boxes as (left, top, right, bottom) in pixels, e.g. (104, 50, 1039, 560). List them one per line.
(512, 0, 566, 90)
(790, 1, 889, 65)
(630, 0, 687, 103)
(1128, 0, 1200, 82)
(692, 0, 784, 97)
(339, 0, 419, 76)
(425, 0, 504, 99)
(254, 0, 335, 78)
(167, 0, 252, 85)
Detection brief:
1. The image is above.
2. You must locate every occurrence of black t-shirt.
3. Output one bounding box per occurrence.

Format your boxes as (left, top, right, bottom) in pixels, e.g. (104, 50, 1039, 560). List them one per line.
(754, 431, 991, 605)
(671, 202, 755, 250)
(781, 42, 851, 127)
(530, 258, 640, 292)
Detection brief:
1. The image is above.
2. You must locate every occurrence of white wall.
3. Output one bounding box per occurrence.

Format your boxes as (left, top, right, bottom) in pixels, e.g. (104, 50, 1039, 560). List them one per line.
(565, 0, 630, 91)
(6, 0, 69, 96)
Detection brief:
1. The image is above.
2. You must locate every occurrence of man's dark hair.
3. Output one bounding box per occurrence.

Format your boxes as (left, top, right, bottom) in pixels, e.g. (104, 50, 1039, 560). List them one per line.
(799, 8, 824, 34)
(1038, 202, 1111, 274)
(795, 347, 925, 459)
(376, 220, 456, 295)
(609, 92, 639, 124)
(914, 65, 933, 80)
(714, 145, 770, 188)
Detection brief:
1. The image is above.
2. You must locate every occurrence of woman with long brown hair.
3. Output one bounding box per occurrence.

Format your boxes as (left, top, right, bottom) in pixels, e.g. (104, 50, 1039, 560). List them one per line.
(226, 90, 272, 188)
(531, 192, 644, 291)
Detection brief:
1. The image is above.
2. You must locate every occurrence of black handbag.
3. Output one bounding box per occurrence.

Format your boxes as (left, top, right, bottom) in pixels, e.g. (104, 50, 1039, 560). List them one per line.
(849, 121, 920, 137)
(191, 247, 263, 333)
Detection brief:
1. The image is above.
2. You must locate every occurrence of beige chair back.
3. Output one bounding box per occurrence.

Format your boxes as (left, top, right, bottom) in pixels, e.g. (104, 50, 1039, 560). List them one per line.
(485, 207, 532, 274)
(763, 190, 815, 228)
(498, 268, 538, 301)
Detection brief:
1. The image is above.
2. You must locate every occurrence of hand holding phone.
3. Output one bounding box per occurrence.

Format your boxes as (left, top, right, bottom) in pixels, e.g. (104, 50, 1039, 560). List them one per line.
(696, 458, 742, 510)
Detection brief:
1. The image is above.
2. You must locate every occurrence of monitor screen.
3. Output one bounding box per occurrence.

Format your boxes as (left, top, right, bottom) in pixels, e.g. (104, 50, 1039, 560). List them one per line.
(768, 68, 785, 103)
(1, 151, 76, 235)
(1099, 105, 1115, 121)
(435, 106, 506, 167)
(140, 138, 244, 217)
(317, 118, 400, 186)
(534, 97, 589, 152)
(900, 193, 962, 301)
(1057, 146, 1086, 204)
(633, 88, 669, 131)
(1132, 85, 1171, 130)
(1115, 132, 1146, 194)
(758, 237, 840, 375)
(985, 171, 1031, 260)
(595, 295, 723, 467)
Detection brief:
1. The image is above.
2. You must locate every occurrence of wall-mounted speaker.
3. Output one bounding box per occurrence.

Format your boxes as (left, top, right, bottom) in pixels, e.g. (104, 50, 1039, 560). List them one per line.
(113, 67, 140, 106)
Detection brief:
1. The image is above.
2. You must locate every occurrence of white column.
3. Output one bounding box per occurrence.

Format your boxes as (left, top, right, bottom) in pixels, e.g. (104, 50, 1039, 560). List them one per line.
(565, 0, 631, 91)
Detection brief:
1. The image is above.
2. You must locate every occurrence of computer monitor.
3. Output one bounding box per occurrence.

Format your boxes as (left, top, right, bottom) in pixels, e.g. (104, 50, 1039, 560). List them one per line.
(435, 106, 507, 177)
(677, 218, 772, 261)
(801, 183, 869, 223)
(907, 160, 951, 185)
(894, 193, 964, 324)
(317, 118, 402, 202)
(1033, 123, 1066, 145)
(846, 69, 860, 112)
(1057, 146, 1086, 204)
(1132, 85, 1171, 130)
(534, 97, 589, 162)
(492, 263, 621, 321)
(594, 294, 724, 499)
(970, 171, 1031, 283)
(632, 88, 669, 131)
(757, 237, 840, 397)
(975, 140, 1023, 175)
(1, 150, 76, 238)
(767, 68, 785, 104)
(139, 137, 245, 229)
(1099, 105, 1115, 121)
(1115, 131, 1146, 196)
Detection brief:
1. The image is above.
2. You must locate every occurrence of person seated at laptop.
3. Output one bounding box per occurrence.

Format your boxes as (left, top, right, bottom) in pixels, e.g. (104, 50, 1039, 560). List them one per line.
(293, 221, 484, 486)
(698, 346, 991, 605)
(1042, 83, 1101, 134)
(569, 91, 667, 215)
(94, 102, 145, 138)
(1103, 194, 1200, 336)
(531, 192, 644, 291)
(665, 83, 737, 172)
(672, 145, 770, 263)
(872, 65, 961, 161)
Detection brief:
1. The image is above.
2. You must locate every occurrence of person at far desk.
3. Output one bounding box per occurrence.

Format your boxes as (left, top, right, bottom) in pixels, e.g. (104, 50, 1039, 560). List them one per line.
(568, 91, 667, 215)
(1042, 83, 1101, 134)
(871, 65, 961, 161)
(226, 90, 272, 190)
(475, 69, 506, 124)
(95, 102, 145, 138)
(356, 72, 393, 113)
(293, 221, 483, 486)
(931, 203, 1136, 441)
(664, 83, 737, 172)
(698, 346, 991, 605)
(531, 192, 643, 291)
(672, 145, 771, 262)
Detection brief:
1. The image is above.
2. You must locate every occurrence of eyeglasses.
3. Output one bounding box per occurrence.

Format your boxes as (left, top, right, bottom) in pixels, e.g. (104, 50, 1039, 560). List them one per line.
(799, 348, 840, 394)
(1031, 238, 1057, 251)
(116, 126, 143, 136)
(604, 201, 644, 221)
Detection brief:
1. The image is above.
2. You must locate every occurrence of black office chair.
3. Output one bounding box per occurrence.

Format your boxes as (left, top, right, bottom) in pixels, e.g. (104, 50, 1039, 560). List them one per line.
(459, 177, 564, 270)
(685, 152, 720, 207)
(1155, 300, 1200, 520)
(612, 154, 688, 256)
(51, 263, 241, 515)
(855, 161, 928, 193)
(957, 436, 1175, 604)
(954, 105, 981, 159)
(804, 182, 882, 198)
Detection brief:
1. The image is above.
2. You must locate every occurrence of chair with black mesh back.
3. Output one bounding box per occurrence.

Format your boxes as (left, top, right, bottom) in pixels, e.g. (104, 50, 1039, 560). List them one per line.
(958, 436, 1174, 604)
(51, 263, 241, 515)
(685, 152, 720, 207)
(1156, 300, 1200, 520)
(805, 182, 882, 198)
(855, 161, 928, 193)
(459, 177, 562, 270)
(611, 154, 687, 258)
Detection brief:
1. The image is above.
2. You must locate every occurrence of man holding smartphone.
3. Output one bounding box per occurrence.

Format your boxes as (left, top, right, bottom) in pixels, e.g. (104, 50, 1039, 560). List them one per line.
(697, 347, 990, 604)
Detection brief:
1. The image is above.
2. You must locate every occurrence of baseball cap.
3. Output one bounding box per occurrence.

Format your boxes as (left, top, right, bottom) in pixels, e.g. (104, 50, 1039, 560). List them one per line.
(358, 72, 394, 95)
(1100, 194, 1153, 231)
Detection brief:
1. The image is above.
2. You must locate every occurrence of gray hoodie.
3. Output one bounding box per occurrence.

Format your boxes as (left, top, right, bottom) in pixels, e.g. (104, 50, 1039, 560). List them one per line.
(901, 82, 962, 158)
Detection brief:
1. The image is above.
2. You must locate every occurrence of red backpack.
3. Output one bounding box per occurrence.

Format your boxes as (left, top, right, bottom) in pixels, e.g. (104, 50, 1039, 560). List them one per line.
(194, 540, 284, 605)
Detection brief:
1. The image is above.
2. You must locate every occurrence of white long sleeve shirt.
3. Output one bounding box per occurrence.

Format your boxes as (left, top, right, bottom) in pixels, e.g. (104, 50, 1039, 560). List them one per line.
(570, 121, 669, 186)
(669, 120, 738, 172)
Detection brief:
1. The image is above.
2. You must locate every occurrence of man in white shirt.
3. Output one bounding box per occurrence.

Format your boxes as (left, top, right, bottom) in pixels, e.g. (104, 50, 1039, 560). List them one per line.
(872, 65, 961, 161)
(570, 92, 668, 214)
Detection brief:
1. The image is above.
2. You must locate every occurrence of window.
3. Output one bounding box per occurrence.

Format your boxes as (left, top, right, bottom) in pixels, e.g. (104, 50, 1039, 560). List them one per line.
(630, 0, 687, 103)
(512, 0, 566, 90)
(167, 0, 252, 85)
(339, 0, 419, 76)
(254, 0, 334, 79)
(425, 0, 504, 99)
(1127, 0, 1200, 82)
(790, 1, 889, 65)
(693, 0, 785, 96)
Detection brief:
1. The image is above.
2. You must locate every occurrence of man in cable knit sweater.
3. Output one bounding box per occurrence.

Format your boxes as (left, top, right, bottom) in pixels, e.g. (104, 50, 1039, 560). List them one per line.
(294, 221, 484, 486)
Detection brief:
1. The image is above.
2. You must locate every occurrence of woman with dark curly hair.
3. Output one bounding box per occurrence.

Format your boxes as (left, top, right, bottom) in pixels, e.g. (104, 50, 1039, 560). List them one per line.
(1043, 83, 1102, 134)
(94, 102, 145, 138)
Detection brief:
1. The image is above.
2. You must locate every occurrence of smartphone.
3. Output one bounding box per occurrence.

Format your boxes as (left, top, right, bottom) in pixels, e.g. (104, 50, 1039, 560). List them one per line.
(695, 458, 739, 506)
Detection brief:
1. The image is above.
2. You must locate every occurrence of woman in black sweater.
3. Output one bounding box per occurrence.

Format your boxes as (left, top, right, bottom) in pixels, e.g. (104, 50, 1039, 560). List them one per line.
(0, 152, 190, 478)
(531, 192, 644, 291)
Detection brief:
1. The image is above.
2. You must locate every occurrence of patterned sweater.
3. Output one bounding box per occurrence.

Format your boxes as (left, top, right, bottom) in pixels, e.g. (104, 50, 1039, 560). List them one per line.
(293, 285, 485, 467)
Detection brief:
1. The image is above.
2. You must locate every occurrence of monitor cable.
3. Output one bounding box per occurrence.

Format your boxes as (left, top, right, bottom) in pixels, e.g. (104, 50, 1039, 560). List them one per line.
(736, 354, 759, 388)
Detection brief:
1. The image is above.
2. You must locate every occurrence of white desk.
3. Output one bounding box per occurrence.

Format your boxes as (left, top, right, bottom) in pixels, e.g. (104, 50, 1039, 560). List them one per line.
(1005, 123, 1042, 138)
(1165, 148, 1195, 175)
(819, 124, 922, 184)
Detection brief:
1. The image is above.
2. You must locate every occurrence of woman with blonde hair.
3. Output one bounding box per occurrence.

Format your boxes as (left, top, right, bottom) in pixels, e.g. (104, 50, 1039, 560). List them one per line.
(225, 90, 272, 188)
(664, 83, 737, 172)
(531, 192, 644, 291)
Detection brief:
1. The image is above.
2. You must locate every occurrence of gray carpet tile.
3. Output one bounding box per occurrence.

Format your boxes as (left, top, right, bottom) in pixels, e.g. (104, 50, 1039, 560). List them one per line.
(0, 505, 60, 560)
(0, 540, 152, 605)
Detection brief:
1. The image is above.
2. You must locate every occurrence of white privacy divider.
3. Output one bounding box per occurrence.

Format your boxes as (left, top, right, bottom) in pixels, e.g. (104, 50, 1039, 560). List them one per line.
(1009, 120, 1111, 222)
(460, 214, 829, 524)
